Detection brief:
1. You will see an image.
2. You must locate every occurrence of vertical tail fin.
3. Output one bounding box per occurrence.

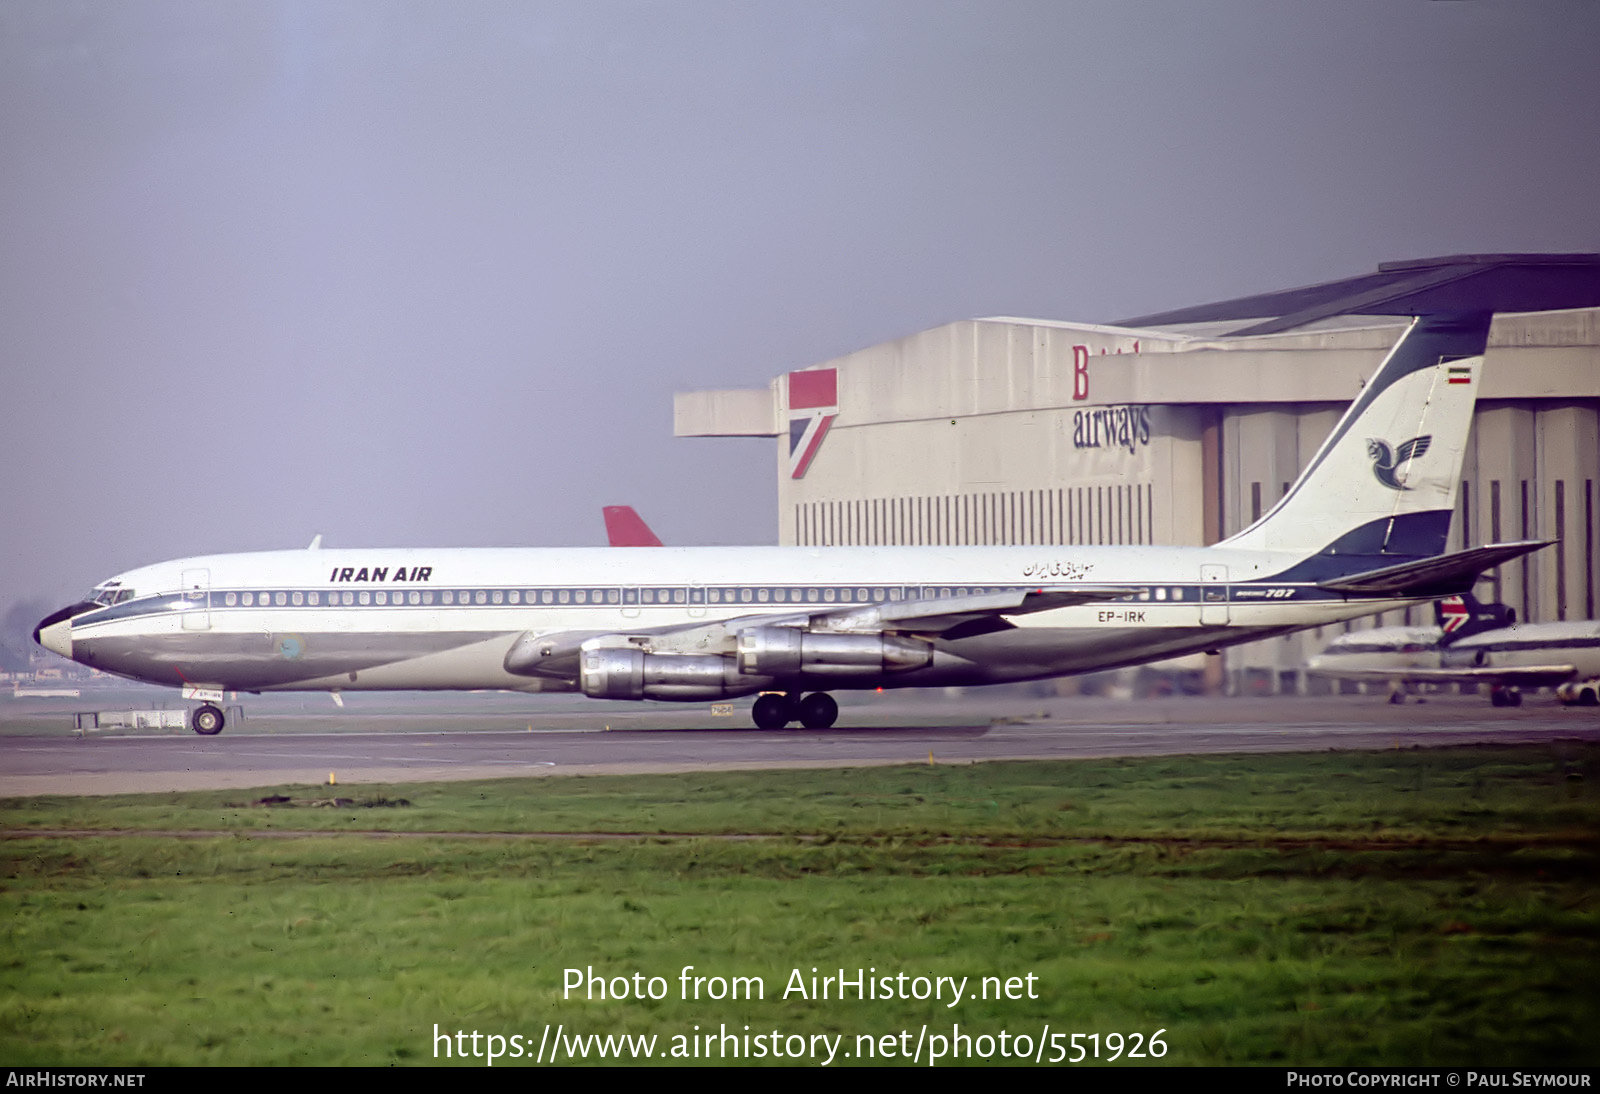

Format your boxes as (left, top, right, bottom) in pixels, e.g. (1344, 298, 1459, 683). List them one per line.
(1222, 312, 1492, 560)
(1435, 592, 1516, 645)
(603, 506, 664, 547)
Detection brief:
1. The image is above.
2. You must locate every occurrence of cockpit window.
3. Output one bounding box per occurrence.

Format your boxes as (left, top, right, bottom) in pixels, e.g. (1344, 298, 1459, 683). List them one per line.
(88, 585, 135, 606)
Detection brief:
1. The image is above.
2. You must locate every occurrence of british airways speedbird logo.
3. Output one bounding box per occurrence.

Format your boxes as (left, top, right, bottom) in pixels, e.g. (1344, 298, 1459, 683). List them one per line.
(1366, 435, 1432, 490)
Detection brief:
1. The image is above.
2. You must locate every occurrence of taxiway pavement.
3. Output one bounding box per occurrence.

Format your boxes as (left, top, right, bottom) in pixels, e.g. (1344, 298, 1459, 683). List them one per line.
(2, 695, 1595, 796)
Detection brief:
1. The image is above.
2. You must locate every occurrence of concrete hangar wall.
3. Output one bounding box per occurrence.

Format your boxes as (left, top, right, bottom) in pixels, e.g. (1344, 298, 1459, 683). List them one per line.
(675, 257, 1600, 693)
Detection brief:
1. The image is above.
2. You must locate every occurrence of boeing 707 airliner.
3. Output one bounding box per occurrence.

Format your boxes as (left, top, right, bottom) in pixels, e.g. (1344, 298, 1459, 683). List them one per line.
(35, 312, 1545, 732)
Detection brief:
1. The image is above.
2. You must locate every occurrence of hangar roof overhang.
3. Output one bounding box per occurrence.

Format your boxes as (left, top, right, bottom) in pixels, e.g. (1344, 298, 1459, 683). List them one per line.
(674, 253, 1600, 438)
(1115, 252, 1600, 337)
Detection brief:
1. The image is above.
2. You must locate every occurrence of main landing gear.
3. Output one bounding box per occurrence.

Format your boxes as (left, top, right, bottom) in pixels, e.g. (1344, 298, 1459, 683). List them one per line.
(191, 703, 226, 735)
(751, 691, 838, 730)
(1489, 685, 1523, 708)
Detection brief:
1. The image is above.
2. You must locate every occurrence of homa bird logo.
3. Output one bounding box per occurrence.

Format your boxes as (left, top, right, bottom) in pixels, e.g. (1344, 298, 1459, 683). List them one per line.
(1366, 434, 1432, 491)
(787, 369, 838, 479)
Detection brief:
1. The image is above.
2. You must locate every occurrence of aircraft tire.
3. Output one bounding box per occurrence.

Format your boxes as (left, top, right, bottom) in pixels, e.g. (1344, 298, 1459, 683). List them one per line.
(798, 692, 839, 730)
(192, 704, 225, 736)
(1507, 689, 1523, 707)
(751, 694, 792, 730)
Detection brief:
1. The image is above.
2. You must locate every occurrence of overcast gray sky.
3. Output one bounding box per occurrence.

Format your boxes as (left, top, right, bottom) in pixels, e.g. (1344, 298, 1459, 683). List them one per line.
(4, 0, 1598, 607)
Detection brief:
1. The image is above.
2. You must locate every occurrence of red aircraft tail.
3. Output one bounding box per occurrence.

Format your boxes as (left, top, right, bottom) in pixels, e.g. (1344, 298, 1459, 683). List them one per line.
(602, 506, 663, 547)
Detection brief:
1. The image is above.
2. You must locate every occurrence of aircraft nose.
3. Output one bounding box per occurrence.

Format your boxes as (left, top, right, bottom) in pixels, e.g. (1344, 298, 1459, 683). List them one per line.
(33, 602, 96, 660)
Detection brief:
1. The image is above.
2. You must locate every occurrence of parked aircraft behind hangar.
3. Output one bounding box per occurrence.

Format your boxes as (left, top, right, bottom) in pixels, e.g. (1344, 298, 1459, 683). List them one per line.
(36, 313, 1549, 733)
(602, 506, 663, 548)
(1307, 593, 1600, 707)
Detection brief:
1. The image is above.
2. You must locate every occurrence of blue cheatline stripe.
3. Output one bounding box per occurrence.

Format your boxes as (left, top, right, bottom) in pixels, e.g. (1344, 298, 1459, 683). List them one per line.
(70, 579, 1396, 632)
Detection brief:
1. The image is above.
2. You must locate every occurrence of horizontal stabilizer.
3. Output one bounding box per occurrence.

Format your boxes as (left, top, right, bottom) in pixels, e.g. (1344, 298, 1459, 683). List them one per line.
(1318, 540, 1550, 596)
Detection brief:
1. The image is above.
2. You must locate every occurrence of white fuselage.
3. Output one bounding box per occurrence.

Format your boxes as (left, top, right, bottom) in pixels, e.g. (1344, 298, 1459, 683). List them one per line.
(45, 543, 1416, 696)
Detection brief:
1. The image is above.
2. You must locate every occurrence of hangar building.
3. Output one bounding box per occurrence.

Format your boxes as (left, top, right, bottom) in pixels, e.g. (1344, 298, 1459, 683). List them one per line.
(674, 254, 1600, 693)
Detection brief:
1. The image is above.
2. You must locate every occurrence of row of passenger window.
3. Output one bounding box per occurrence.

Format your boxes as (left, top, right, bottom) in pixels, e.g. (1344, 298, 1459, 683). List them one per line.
(213, 584, 1194, 608)
(220, 586, 923, 608)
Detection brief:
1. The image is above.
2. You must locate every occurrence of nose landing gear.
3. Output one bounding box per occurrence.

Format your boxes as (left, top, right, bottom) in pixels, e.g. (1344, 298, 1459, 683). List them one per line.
(191, 703, 226, 735)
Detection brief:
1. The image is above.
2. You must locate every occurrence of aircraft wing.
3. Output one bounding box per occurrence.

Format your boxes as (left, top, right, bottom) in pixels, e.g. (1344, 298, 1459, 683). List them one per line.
(1318, 541, 1551, 597)
(802, 585, 1141, 635)
(503, 585, 1137, 680)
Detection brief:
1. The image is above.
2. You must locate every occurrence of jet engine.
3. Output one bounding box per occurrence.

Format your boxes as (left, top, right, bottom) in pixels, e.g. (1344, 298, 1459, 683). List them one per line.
(579, 648, 772, 701)
(736, 627, 932, 678)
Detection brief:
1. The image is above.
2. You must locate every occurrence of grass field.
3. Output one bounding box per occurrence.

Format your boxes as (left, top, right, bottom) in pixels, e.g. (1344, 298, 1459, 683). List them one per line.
(2, 744, 1597, 1066)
